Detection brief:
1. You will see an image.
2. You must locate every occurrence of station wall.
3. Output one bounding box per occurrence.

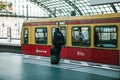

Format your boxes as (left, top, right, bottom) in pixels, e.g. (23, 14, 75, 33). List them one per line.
(0, 17, 24, 46)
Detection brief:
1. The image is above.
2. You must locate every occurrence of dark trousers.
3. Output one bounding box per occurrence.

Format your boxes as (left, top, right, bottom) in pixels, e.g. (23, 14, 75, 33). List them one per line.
(55, 46, 61, 62)
(51, 45, 62, 63)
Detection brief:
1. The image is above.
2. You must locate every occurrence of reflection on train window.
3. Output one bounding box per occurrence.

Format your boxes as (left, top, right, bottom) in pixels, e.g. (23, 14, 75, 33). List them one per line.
(24, 28, 28, 44)
(60, 27, 66, 45)
(52, 27, 55, 44)
(52, 26, 66, 45)
(94, 26, 117, 48)
(35, 28, 47, 44)
(72, 26, 90, 46)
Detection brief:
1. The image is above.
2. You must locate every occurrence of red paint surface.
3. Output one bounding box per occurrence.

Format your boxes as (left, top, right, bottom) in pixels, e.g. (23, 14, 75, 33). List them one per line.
(92, 49, 119, 65)
(21, 44, 51, 56)
(21, 44, 119, 65)
(67, 47, 93, 61)
(23, 18, 120, 26)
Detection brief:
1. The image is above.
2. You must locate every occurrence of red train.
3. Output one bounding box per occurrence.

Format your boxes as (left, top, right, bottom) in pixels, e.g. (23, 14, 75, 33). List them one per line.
(21, 13, 120, 65)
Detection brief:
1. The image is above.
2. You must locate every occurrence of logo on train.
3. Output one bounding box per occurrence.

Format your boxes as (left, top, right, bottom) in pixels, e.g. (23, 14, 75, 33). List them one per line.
(77, 51, 85, 56)
(36, 49, 47, 53)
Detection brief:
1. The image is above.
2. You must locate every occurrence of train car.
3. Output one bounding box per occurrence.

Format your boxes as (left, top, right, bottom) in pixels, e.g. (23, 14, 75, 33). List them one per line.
(21, 13, 120, 65)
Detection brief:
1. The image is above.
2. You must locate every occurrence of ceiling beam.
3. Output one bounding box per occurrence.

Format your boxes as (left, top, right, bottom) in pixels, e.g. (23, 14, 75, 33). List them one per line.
(109, 3, 118, 13)
(29, 0, 57, 17)
(37, 2, 57, 17)
(64, 0, 83, 15)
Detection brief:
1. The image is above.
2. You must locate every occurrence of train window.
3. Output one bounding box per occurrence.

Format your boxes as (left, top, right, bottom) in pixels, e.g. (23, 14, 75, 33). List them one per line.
(35, 28, 47, 44)
(60, 27, 66, 45)
(24, 28, 28, 44)
(94, 25, 117, 48)
(52, 27, 55, 44)
(72, 26, 90, 46)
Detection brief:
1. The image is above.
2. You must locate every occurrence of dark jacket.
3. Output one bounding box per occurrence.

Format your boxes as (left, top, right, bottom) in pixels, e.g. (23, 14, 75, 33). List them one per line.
(53, 29, 64, 47)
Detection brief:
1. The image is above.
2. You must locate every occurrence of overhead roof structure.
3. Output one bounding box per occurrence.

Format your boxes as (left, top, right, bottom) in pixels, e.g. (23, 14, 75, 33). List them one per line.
(29, 0, 120, 17)
(0, 0, 120, 18)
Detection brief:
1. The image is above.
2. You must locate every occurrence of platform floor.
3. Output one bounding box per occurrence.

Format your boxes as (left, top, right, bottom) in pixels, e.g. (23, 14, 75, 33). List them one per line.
(0, 52, 119, 80)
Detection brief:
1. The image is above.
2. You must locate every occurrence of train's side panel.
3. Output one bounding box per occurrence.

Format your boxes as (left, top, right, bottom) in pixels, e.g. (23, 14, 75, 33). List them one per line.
(22, 45, 119, 65)
(21, 44, 34, 55)
(92, 23, 120, 65)
(21, 13, 120, 65)
(21, 44, 51, 56)
(118, 24, 120, 65)
(21, 25, 52, 56)
(24, 44, 51, 56)
(92, 49, 119, 65)
(21, 26, 33, 54)
(67, 47, 93, 62)
(26, 26, 53, 56)
(65, 22, 120, 65)
(66, 47, 119, 65)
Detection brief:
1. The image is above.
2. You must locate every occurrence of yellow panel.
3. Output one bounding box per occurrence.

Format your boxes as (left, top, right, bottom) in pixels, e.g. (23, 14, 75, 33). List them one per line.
(20, 27, 24, 44)
(47, 26, 51, 45)
(29, 26, 35, 44)
(66, 25, 72, 46)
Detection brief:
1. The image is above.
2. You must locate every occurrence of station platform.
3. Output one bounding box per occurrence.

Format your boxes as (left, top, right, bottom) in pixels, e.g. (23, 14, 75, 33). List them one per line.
(0, 52, 119, 80)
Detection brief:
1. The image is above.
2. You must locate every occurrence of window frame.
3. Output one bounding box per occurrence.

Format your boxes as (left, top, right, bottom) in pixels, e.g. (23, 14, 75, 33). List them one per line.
(35, 27, 48, 44)
(94, 25, 118, 48)
(71, 26, 91, 47)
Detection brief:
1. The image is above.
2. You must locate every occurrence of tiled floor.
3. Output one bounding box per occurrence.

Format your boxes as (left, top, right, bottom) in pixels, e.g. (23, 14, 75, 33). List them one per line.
(0, 52, 119, 80)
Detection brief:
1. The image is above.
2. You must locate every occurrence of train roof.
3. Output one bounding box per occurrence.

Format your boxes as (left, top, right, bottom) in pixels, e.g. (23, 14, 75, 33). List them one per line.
(24, 13, 120, 23)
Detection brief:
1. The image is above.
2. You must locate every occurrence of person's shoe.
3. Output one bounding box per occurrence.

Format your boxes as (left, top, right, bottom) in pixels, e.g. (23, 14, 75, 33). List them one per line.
(51, 62, 59, 64)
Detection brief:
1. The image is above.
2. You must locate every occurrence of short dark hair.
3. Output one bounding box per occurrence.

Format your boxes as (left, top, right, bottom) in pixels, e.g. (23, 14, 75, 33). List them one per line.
(55, 28, 59, 31)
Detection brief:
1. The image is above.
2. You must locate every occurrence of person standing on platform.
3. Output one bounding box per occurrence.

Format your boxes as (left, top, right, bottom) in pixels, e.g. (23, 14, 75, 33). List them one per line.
(51, 27, 64, 64)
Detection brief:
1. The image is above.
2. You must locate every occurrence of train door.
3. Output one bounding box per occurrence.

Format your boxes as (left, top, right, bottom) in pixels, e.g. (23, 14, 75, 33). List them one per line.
(60, 26, 67, 58)
(67, 25, 91, 61)
(21, 27, 31, 55)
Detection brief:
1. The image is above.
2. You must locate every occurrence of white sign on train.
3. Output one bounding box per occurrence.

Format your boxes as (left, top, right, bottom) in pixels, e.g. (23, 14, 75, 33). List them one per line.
(56, 22, 65, 25)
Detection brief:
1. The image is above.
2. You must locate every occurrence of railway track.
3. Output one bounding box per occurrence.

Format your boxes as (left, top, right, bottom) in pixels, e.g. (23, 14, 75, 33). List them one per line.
(0, 45, 21, 53)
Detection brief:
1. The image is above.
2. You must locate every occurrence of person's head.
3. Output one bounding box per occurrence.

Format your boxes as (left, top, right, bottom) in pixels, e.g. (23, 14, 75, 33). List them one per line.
(55, 27, 59, 32)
